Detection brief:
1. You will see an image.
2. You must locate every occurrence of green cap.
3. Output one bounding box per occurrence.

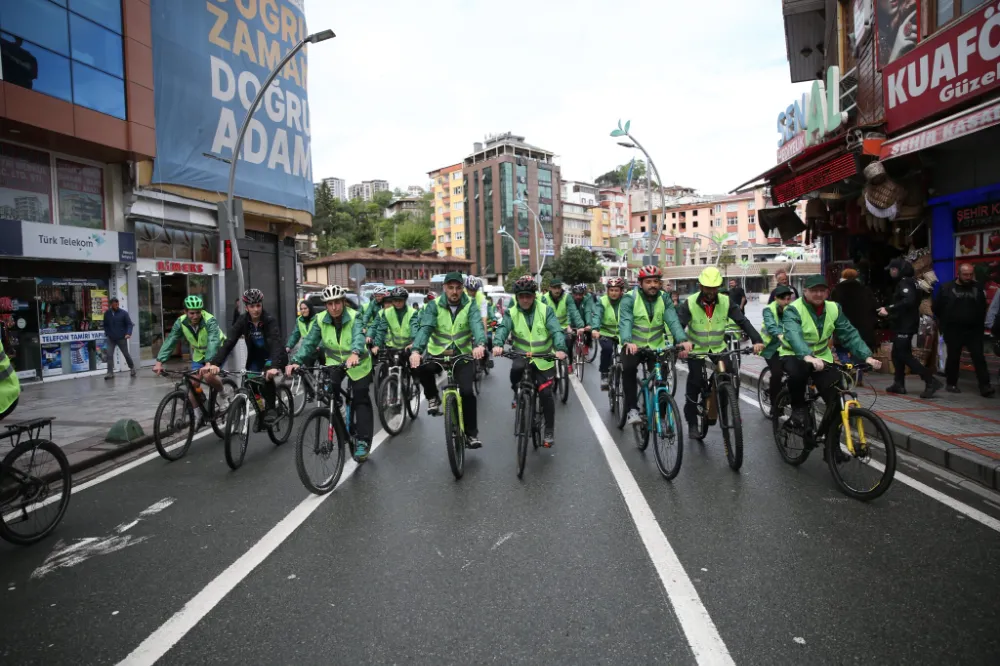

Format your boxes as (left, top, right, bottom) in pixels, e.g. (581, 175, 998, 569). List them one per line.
(804, 275, 828, 289)
(773, 285, 793, 298)
(549, 277, 563, 287)
(443, 271, 464, 284)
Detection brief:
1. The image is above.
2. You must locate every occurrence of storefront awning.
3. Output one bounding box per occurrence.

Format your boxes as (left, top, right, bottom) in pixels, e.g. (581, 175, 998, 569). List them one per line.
(729, 134, 847, 194)
(758, 206, 807, 242)
(771, 152, 858, 204)
(880, 98, 1000, 161)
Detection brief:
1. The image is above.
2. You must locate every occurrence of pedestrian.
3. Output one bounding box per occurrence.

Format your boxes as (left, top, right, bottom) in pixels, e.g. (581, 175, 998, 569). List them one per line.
(103, 296, 136, 379)
(933, 263, 995, 397)
(879, 257, 942, 397)
(728, 278, 747, 313)
(767, 268, 799, 303)
(830, 268, 878, 351)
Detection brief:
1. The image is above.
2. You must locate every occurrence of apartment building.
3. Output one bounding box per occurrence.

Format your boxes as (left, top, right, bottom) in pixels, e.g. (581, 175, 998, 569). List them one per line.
(599, 187, 629, 238)
(562, 202, 594, 248)
(348, 180, 390, 202)
(428, 164, 466, 259)
(321, 177, 347, 201)
(562, 180, 600, 206)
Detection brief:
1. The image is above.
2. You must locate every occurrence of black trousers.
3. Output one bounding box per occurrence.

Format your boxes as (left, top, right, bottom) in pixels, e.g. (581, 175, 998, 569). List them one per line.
(682, 356, 733, 423)
(326, 368, 374, 443)
(599, 337, 616, 373)
(783, 357, 840, 413)
(943, 327, 991, 388)
(510, 358, 556, 430)
(766, 354, 785, 409)
(891, 333, 932, 384)
(417, 359, 478, 437)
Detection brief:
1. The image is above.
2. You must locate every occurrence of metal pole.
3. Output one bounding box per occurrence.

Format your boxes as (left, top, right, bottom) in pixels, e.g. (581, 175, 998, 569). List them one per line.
(625, 133, 668, 259)
(499, 230, 521, 267)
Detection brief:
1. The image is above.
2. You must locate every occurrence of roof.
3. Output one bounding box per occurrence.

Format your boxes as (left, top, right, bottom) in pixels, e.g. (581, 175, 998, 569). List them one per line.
(427, 163, 463, 177)
(304, 249, 473, 266)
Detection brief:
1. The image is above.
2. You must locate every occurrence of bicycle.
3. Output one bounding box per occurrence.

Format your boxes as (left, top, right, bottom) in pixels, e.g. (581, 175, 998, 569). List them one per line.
(152, 369, 238, 461)
(606, 338, 626, 423)
(757, 365, 773, 418)
(0, 418, 71, 545)
(724, 330, 743, 390)
(503, 350, 558, 479)
(421, 353, 476, 479)
(629, 348, 684, 479)
(375, 347, 422, 436)
(223, 370, 294, 470)
(771, 362, 896, 501)
(573, 330, 588, 381)
(687, 348, 756, 471)
(289, 361, 320, 417)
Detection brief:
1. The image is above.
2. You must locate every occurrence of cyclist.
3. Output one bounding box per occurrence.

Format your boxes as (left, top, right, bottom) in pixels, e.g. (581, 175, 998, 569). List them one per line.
(541, 277, 585, 374)
(676, 267, 763, 437)
(409, 271, 487, 448)
(492, 275, 568, 448)
(370, 287, 417, 355)
(152, 295, 226, 418)
(761, 284, 794, 410)
(286, 285, 375, 461)
(619, 265, 692, 426)
(569, 283, 595, 361)
(593, 276, 627, 390)
(285, 299, 317, 354)
(363, 287, 389, 340)
(465, 276, 496, 370)
(780, 275, 881, 427)
(203, 288, 286, 424)
(0, 296, 20, 421)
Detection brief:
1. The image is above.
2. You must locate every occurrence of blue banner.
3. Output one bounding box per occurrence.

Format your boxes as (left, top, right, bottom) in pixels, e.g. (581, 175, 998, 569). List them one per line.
(150, 0, 314, 214)
(625, 157, 635, 191)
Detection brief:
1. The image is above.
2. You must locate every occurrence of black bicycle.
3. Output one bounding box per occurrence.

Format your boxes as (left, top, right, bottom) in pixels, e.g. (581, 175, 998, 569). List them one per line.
(607, 339, 628, 427)
(152, 369, 238, 461)
(223, 370, 294, 470)
(0, 418, 71, 545)
(554, 354, 570, 405)
(687, 348, 755, 471)
(375, 347, 422, 436)
(504, 350, 559, 479)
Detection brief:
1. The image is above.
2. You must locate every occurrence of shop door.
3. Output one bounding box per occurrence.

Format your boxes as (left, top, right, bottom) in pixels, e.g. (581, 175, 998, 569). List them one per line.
(138, 274, 162, 362)
(0, 277, 41, 381)
(159, 274, 189, 359)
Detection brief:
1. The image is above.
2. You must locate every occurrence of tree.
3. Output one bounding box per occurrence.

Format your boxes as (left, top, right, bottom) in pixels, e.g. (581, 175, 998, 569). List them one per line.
(503, 265, 530, 292)
(394, 221, 433, 251)
(595, 159, 657, 189)
(547, 247, 602, 285)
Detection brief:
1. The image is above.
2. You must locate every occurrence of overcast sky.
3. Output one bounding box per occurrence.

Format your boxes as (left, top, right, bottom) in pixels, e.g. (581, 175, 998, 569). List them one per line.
(305, 1, 812, 196)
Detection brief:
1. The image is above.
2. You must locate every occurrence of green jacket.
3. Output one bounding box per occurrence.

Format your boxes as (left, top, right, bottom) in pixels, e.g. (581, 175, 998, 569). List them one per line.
(618, 290, 687, 344)
(361, 298, 384, 331)
(593, 295, 622, 333)
(412, 293, 488, 354)
(292, 310, 367, 365)
(157, 314, 221, 363)
(781, 300, 871, 361)
(570, 296, 596, 329)
(494, 301, 568, 352)
(285, 315, 316, 349)
(371, 305, 419, 348)
(761, 304, 785, 359)
(541, 292, 585, 329)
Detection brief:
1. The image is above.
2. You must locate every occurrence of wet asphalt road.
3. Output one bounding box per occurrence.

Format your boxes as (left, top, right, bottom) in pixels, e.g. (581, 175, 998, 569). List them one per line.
(2, 357, 999, 665)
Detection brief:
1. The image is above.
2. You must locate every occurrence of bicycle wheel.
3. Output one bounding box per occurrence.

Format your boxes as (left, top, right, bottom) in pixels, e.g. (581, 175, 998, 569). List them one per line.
(224, 393, 251, 470)
(209, 378, 240, 439)
(443, 393, 464, 479)
(614, 367, 628, 429)
(532, 395, 542, 450)
(404, 372, 421, 419)
(718, 382, 743, 470)
(757, 367, 772, 418)
(587, 340, 598, 363)
(608, 363, 618, 413)
(377, 373, 406, 435)
(559, 362, 569, 404)
(295, 407, 345, 495)
(770, 389, 812, 466)
(634, 392, 650, 451)
(290, 374, 308, 417)
(516, 390, 532, 479)
(826, 406, 896, 501)
(664, 358, 678, 397)
(652, 392, 684, 480)
(474, 364, 483, 395)
(267, 385, 295, 445)
(153, 390, 195, 461)
(575, 346, 585, 381)
(0, 439, 72, 545)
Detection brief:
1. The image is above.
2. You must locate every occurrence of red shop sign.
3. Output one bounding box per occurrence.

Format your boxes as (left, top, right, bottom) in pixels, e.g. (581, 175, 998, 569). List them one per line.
(156, 261, 205, 273)
(771, 153, 858, 205)
(880, 98, 1000, 159)
(883, 5, 1000, 133)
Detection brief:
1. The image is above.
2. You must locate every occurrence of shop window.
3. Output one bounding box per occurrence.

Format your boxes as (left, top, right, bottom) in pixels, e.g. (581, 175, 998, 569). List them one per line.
(135, 221, 160, 258)
(72, 62, 125, 119)
(55, 159, 104, 228)
(0, 143, 53, 223)
(69, 0, 122, 34)
(935, 0, 988, 31)
(68, 13, 122, 77)
(193, 232, 217, 263)
(37, 277, 110, 377)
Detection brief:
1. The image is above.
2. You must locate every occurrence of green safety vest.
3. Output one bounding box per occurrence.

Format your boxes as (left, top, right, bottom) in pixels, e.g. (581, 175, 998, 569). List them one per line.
(385, 306, 414, 348)
(0, 343, 21, 414)
(427, 297, 474, 355)
(779, 299, 838, 362)
(541, 293, 569, 328)
(320, 310, 372, 381)
(632, 292, 667, 349)
(599, 294, 620, 337)
(686, 293, 730, 354)
(760, 301, 781, 347)
(178, 312, 224, 362)
(510, 302, 555, 371)
(296, 316, 313, 339)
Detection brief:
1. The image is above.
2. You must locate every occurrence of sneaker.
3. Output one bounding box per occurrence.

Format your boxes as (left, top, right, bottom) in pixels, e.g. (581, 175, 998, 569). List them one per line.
(789, 406, 810, 428)
(920, 378, 943, 399)
(600, 374, 609, 391)
(130, 368, 137, 377)
(626, 409, 642, 426)
(885, 383, 906, 395)
(982, 385, 996, 398)
(687, 420, 702, 440)
(427, 397, 441, 415)
(542, 428, 555, 448)
(467, 436, 483, 449)
(567, 363, 574, 375)
(262, 408, 278, 426)
(105, 374, 113, 381)
(488, 359, 495, 369)
(354, 440, 370, 461)
(946, 385, 961, 393)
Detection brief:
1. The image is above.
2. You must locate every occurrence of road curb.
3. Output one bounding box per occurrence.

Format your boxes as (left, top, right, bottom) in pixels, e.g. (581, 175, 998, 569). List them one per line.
(736, 365, 999, 492)
(66, 435, 155, 478)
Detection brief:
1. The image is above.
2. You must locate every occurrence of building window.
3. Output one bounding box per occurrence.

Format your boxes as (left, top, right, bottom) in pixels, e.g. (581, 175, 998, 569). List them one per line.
(453, 187, 462, 195)
(452, 201, 462, 210)
(516, 163, 528, 250)
(714, 204, 721, 213)
(936, 0, 989, 31)
(537, 167, 552, 201)
(56, 158, 104, 228)
(726, 203, 739, 212)
(748, 214, 755, 227)
(747, 200, 754, 210)
(726, 215, 738, 226)
(454, 216, 463, 225)
(455, 247, 464, 256)
(671, 212, 676, 218)
(640, 215, 646, 222)
(452, 171, 462, 180)
(483, 167, 493, 273)
(748, 228, 756, 239)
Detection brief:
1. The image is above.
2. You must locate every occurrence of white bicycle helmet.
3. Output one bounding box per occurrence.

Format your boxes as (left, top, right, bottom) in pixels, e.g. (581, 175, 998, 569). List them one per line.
(465, 276, 482, 291)
(321, 285, 347, 302)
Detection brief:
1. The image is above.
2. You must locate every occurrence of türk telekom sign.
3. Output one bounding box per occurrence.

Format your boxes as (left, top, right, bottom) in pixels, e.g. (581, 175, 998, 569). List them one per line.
(883, 3, 1000, 133)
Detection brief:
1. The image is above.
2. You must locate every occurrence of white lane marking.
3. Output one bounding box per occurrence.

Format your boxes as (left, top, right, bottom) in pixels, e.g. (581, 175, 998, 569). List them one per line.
(32, 498, 176, 579)
(491, 532, 515, 550)
(570, 376, 734, 666)
(734, 391, 1000, 534)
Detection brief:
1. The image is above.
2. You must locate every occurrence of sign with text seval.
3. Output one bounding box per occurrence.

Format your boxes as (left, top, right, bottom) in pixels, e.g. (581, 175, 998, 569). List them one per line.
(883, 4, 1000, 133)
(150, 0, 314, 213)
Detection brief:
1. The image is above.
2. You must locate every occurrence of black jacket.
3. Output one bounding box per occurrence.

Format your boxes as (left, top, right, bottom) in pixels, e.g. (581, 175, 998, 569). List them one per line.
(933, 280, 987, 330)
(210, 310, 287, 368)
(830, 279, 878, 349)
(886, 259, 920, 335)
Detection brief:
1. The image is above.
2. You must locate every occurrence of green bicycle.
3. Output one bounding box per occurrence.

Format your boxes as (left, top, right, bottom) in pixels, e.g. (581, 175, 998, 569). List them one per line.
(421, 353, 475, 479)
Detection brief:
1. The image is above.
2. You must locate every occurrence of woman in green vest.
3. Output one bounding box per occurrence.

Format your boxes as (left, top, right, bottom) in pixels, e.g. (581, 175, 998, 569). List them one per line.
(0, 297, 20, 421)
(285, 300, 316, 353)
(492, 275, 568, 448)
(593, 276, 627, 390)
(286, 285, 375, 461)
(779, 275, 880, 426)
(761, 284, 795, 411)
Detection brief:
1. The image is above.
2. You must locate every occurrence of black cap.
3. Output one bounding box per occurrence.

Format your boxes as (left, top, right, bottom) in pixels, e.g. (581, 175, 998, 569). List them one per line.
(773, 285, 793, 298)
(109, 296, 119, 303)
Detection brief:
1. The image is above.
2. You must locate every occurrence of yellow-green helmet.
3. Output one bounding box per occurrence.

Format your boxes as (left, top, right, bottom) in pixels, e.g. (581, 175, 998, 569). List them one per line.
(184, 295, 204, 309)
(698, 267, 723, 288)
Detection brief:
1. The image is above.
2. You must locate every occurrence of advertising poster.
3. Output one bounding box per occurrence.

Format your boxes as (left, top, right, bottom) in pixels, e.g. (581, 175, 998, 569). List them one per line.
(876, 0, 918, 68)
(91, 289, 109, 321)
(150, 0, 315, 213)
(70, 341, 90, 372)
(42, 344, 63, 377)
(0, 142, 52, 224)
(984, 230, 1000, 256)
(956, 233, 981, 258)
(56, 159, 105, 229)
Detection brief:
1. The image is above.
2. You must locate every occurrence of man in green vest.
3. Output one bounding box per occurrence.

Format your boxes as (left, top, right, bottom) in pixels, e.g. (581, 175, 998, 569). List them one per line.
(286, 284, 375, 461)
(492, 275, 568, 447)
(465, 275, 497, 370)
(676, 267, 764, 436)
(541, 277, 585, 374)
(780, 275, 881, 427)
(569, 283, 595, 359)
(370, 287, 417, 354)
(761, 285, 794, 411)
(410, 272, 487, 448)
(619, 265, 693, 426)
(153, 295, 223, 374)
(593, 276, 627, 390)
(0, 297, 20, 421)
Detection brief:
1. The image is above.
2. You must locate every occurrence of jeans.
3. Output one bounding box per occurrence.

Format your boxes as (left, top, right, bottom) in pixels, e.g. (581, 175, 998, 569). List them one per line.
(783, 357, 840, 415)
(943, 328, 991, 388)
(765, 354, 785, 409)
(417, 358, 478, 437)
(510, 358, 556, 430)
(599, 337, 616, 374)
(891, 333, 932, 384)
(106, 338, 134, 374)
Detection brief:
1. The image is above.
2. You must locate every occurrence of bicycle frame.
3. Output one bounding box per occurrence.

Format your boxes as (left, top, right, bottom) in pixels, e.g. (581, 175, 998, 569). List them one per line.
(424, 354, 473, 436)
(637, 350, 674, 436)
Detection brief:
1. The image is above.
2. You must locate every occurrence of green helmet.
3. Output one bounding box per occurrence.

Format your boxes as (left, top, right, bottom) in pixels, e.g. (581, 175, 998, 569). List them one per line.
(184, 295, 204, 310)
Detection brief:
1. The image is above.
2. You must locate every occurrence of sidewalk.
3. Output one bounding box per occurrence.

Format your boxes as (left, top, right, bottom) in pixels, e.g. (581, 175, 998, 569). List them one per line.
(736, 354, 1000, 491)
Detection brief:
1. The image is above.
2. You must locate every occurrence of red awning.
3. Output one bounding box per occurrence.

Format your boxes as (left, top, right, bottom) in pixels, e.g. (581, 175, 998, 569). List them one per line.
(771, 152, 858, 204)
(880, 98, 1000, 161)
(729, 134, 846, 193)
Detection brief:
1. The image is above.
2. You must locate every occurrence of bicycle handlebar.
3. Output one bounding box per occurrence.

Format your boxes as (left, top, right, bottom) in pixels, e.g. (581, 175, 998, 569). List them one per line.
(501, 351, 559, 361)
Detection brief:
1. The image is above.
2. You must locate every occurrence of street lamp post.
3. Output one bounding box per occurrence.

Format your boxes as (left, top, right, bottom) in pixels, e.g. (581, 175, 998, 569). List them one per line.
(514, 198, 547, 281)
(497, 227, 521, 268)
(611, 121, 669, 262)
(224, 29, 336, 314)
(691, 232, 738, 266)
